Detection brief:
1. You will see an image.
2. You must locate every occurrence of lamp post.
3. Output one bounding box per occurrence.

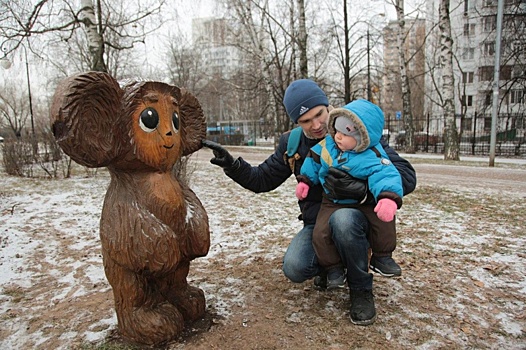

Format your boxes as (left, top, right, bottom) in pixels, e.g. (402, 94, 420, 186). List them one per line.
(0, 47, 11, 69)
(23, 45, 35, 139)
(367, 28, 372, 101)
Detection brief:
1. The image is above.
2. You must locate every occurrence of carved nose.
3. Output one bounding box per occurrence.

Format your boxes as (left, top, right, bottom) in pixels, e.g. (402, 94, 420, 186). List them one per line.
(166, 131, 172, 136)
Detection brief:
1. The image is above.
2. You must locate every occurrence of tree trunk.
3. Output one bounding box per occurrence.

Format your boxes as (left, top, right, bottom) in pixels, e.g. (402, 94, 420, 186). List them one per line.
(343, 0, 350, 103)
(439, 0, 459, 160)
(79, 0, 107, 72)
(395, 0, 415, 153)
(229, 0, 291, 139)
(297, 0, 308, 77)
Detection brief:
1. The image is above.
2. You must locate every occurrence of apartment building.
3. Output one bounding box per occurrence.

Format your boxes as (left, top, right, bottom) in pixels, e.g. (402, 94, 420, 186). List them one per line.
(381, 19, 427, 134)
(425, 0, 526, 141)
(192, 17, 242, 79)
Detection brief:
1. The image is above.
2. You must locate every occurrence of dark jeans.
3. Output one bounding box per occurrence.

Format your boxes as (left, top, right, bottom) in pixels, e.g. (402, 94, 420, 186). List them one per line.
(282, 208, 372, 291)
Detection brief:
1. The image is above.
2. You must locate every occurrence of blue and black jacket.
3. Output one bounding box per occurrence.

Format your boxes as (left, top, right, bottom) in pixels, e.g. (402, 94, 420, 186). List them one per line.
(223, 117, 416, 225)
(299, 100, 403, 208)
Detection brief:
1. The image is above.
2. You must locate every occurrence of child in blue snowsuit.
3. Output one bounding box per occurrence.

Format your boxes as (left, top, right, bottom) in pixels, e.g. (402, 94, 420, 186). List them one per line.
(296, 99, 403, 289)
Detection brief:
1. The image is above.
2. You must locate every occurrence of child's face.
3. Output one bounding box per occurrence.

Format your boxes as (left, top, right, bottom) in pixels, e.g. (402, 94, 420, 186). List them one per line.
(334, 131, 357, 151)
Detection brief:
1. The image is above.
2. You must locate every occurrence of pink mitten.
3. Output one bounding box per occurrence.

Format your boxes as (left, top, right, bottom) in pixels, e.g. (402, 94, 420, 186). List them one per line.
(374, 198, 397, 222)
(295, 182, 310, 200)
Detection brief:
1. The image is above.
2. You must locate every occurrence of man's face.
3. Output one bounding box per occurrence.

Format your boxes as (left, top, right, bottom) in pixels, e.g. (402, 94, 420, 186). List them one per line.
(296, 105, 329, 140)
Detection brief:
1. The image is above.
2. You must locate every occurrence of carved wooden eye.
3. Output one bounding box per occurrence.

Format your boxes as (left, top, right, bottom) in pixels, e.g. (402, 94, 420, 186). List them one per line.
(139, 107, 159, 132)
(172, 112, 179, 131)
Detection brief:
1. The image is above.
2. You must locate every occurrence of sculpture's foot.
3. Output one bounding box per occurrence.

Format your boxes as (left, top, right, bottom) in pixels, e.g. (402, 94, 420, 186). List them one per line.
(171, 285, 206, 322)
(118, 301, 184, 346)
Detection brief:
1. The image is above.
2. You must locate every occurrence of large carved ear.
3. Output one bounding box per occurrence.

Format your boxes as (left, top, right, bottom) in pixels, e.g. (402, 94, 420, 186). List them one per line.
(50, 71, 125, 168)
(178, 89, 206, 156)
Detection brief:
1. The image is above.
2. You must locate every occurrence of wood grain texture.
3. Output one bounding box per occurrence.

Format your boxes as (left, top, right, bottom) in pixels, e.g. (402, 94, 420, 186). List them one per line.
(50, 71, 210, 345)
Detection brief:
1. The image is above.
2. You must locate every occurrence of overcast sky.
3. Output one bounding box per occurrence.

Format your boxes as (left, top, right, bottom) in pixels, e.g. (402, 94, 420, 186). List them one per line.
(0, 0, 422, 103)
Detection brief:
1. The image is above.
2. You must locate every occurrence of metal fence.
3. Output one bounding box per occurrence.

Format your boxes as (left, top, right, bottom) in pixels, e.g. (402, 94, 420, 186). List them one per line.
(387, 112, 526, 157)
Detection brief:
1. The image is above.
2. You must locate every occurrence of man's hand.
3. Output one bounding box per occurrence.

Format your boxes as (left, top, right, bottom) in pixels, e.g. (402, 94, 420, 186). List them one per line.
(323, 167, 367, 201)
(202, 140, 237, 169)
(374, 198, 397, 222)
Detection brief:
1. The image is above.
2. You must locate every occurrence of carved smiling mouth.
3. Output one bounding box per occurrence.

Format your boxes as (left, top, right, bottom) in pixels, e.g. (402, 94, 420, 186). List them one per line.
(163, 144, 174, 149)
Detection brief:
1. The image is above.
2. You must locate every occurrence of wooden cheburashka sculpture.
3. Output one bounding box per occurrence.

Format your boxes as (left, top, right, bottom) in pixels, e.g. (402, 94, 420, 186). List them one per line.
(50, 71, 210, 345)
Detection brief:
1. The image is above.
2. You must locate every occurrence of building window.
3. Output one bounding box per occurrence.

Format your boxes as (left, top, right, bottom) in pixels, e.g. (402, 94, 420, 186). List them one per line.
(512, 66, 525, 79)
(484, 91, 492, 106)
(512, 40, 526, 54)
(463, 23, 476, 36)
(510, 90, 525, 104)
(462, 95, 474, 107)
(463, 47, 475, 60)
(483, 16, 496, 32)
(461, 117, 472, 131)
(479, 66, 494, 81)
(462, 72, 474, 83)
(484, 117, 492, 130)
(483, 41, 495, 56)
(501, 66, 512, 80)
(479, 66, 512, 82)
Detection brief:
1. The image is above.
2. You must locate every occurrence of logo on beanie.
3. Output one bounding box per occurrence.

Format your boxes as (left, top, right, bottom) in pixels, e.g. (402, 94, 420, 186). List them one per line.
(345, 124, 357, 133)
(299, 106, 309, 115)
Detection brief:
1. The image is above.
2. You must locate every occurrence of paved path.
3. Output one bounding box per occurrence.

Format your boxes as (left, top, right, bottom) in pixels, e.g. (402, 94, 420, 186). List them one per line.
(411, 163, 526, 196)
(197, 147, 526, 197)
(399, 152, 526, 165)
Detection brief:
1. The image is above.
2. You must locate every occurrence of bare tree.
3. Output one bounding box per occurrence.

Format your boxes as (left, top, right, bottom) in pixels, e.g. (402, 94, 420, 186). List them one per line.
(342, 0, 351, 103)
(0, 83, 29, 138)
(219, 0, 296, 135)
(79, 0, 106, 72)
(483, 2, 526, 136)
(438, 0, 459, 160)
(327, 3, 387, 105)
(0, 0, 166, 75)
(215, 0, 334, 138)
(393, 0, 416, 153)
(296, 0, 308, 77)
(327, 2, 364, 104)
(165, 33, 206, 93)
(0, 0, 167, 142)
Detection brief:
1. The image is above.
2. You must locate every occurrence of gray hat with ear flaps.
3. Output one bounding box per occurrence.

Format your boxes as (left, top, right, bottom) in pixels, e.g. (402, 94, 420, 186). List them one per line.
(334, 115, 362, 146)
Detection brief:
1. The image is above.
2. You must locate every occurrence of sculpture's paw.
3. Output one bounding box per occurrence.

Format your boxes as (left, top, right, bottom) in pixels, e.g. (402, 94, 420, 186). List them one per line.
(120, 302, 184, 346)
(172, 285, 206, 322)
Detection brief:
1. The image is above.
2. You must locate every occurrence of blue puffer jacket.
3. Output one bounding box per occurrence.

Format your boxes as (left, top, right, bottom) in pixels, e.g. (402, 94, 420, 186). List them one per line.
(223, 105, 415, 224)
(300, 99, 403, 207)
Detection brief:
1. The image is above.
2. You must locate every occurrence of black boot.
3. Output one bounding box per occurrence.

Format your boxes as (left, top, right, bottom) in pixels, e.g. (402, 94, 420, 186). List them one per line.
(313, 270, 327, 290)
(349, 289, 376, 326)
(370, 255, 402, 277)
(326, 265, 346, 290)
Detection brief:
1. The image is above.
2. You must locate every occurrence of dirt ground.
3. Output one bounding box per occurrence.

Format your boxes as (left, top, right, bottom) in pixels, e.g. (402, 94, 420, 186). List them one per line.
(1, 148, 525, 349)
